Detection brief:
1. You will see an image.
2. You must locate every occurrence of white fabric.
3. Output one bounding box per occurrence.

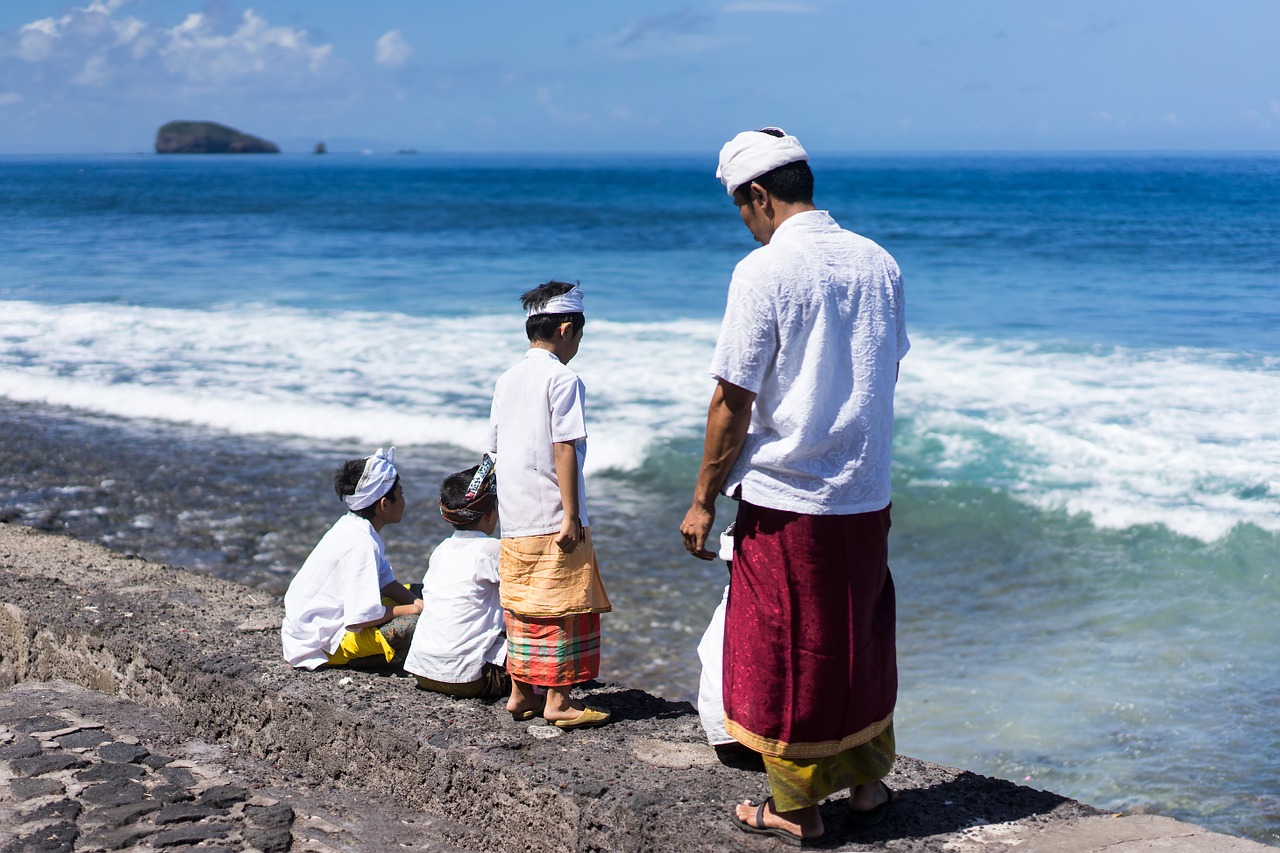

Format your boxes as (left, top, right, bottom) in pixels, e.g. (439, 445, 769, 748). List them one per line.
(711, 209, 910, 515)
(696, 584, 733, 746)
(528, 285, 584, 317)
(344, 446, 397, 511)
(281, 513, 398, 670)
(487, 349, 590, 537)
(403, 530, 507, 684)
(716, 129, 808, 196)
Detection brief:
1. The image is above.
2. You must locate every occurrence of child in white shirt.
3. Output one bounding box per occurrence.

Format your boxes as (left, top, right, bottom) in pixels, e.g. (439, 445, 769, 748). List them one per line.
(488, 281, 612, 729)
(404, 459, 510, 699)
(281, 448, 423, 670)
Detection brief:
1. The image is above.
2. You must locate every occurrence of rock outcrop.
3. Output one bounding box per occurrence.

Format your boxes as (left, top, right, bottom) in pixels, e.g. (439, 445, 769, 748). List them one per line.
(2, 524, 1266, 852)
(154, 121, 279, 154)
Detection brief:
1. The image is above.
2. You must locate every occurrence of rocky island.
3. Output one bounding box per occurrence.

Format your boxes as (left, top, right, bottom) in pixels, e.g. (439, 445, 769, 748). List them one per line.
(155, 121, 279, 154)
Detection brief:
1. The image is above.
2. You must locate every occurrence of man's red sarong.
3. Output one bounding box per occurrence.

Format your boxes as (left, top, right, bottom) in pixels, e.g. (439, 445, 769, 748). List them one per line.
(723, 501, 897, 759)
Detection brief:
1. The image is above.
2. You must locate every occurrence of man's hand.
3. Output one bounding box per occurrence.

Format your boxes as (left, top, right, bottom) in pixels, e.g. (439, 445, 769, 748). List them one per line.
(681, 502, 717, 560)
(555, 515, 583, 553)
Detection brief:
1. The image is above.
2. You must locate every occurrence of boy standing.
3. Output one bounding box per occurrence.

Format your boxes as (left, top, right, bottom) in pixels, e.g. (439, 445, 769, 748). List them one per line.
(403, 459, 510, 699)
(487, 281, 612, 729)
(282, 447, 424, 670)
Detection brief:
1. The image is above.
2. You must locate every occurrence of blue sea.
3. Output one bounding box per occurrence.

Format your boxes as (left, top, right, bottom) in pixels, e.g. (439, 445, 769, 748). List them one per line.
(1, 152, 1277, 844)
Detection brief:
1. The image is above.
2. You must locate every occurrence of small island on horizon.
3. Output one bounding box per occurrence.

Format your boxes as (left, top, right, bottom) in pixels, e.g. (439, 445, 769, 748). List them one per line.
(155, 121, 279, 154)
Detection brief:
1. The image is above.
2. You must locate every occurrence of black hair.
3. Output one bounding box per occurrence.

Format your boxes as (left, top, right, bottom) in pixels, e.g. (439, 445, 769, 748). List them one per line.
(334, 458, 400, 521)
(521, 280, 585, 342)
(440, 465, 496, 530)
(736, 126, 814, 205)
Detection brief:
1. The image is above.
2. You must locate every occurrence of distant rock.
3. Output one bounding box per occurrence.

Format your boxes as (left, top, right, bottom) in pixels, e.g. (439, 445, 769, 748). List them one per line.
(155, 121, 279, 154)
(313, 142, 326, 155)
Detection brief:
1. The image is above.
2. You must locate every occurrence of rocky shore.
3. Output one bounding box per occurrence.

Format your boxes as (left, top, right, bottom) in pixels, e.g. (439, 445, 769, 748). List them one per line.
(0, 523, 1268, 852)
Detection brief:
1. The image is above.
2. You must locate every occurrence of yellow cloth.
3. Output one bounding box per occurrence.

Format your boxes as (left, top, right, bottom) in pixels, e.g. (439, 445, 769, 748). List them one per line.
(763, 724, 896, 813)
(323, 588, 410, 666)
(499, 529, 611, 618)
(325, 626, 395, 666)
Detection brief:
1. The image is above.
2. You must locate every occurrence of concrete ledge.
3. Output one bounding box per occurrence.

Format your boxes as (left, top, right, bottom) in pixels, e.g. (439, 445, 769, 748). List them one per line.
(0, 523, 1267, 852)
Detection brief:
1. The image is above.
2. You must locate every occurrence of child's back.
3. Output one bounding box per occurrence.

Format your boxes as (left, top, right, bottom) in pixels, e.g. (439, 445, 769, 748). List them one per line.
(404, 461, 509, 699)
(486, 281, 612, 729)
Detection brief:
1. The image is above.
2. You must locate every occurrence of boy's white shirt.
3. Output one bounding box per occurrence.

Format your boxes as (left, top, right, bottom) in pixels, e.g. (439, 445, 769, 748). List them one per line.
(486, 348, 590, 537)
(403, 530, 507, 683)
(281, 513, 397, 670)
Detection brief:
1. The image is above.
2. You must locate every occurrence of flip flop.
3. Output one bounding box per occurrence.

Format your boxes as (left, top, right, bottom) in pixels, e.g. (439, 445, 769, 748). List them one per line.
(551, 707, 611, 729)
(847, 782, 898, 827)
(734, 798, 825, 848)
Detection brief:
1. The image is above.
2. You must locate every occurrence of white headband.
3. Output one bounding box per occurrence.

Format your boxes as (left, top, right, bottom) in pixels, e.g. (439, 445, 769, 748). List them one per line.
(716, 128, 809, 196)
(345, 447, 398, 511)
(527, 285, 584, 317)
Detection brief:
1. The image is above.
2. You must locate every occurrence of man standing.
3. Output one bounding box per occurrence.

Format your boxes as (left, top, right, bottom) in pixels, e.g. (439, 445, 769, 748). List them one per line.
(681, 128, 909, 844)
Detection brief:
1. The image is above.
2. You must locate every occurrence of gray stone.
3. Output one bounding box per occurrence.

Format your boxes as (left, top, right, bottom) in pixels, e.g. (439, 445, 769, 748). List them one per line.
(19, 798, 81, 824)
(244, 825, 293, 852)
(54, 730, 111, 749)
(81, 799, 162, 828)
(9, 777, 66, 800)
(141, 753, 174, 769)
(154, 802, 229, 824)
(98, 742, 148, 764)
(151, 783, 194, 802)
(197, 783, 249, 808)
(2, 820, 78, 853)
(245, 802, 294, 828)
(0, 735, 43, 759)
(10, 752, 88, 776)
(76, 761, 146, 782)
(76, 825, 155, 852)
(159, 766, 196, 787)
(151, 822, 232, 847)
(13, 715, 66, 734)
(78, 778, 146, 806)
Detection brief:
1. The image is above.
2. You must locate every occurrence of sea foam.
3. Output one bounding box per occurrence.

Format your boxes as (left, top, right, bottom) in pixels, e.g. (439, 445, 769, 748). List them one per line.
(2, 300, 1276, 542)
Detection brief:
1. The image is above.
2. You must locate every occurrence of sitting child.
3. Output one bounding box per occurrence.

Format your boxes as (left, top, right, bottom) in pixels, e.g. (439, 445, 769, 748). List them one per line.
(281, 447, 424, 670)
(404, 458, 510, 699)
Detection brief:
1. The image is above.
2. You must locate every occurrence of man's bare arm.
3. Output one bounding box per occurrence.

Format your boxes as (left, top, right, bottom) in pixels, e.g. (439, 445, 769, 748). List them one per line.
(680, 379, 756, 560)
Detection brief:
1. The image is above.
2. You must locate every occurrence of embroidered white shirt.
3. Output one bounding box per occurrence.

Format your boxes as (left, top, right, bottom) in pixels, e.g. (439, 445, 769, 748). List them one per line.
(711, 209, 910, 515)
(403, 530, 506, 684)
(487, 348, 590, 537)
(281, 513, 397, 670)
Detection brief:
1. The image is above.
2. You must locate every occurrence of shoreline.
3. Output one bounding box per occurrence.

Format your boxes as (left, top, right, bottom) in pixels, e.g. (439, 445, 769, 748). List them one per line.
(1, 522, 1271, 852)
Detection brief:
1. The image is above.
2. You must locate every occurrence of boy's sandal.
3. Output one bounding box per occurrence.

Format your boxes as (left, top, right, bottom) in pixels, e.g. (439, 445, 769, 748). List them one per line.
(551, 707, 611, 729)
(509, 696, 546, 722)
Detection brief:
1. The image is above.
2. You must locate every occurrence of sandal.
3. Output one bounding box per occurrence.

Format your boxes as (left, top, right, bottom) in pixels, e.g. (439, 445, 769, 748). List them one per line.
(734, 798, 825, 847)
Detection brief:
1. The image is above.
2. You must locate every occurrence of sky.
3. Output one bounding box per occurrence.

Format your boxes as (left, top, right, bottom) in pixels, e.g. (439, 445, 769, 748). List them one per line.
(1, 0, 1278, 154)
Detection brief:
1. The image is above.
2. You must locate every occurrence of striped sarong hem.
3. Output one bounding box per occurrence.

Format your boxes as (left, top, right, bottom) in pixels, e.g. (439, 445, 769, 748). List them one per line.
(505, 610, 601, 687)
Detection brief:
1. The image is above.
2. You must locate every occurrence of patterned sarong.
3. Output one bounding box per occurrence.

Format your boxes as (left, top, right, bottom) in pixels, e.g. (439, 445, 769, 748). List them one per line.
(764, 725, 896, 812)
(504, 611, 601, 687)
(723, 501, 897, 760)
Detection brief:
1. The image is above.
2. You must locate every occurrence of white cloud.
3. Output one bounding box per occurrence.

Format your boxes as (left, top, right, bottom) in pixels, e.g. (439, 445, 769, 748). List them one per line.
(5, 3, 338, 96)
(374, 30, 412, 69)
(0, 92, 23, 107)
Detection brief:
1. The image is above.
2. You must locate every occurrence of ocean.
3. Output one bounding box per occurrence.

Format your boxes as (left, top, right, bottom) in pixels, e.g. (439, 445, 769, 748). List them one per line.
(1, 152, 1276, 844)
